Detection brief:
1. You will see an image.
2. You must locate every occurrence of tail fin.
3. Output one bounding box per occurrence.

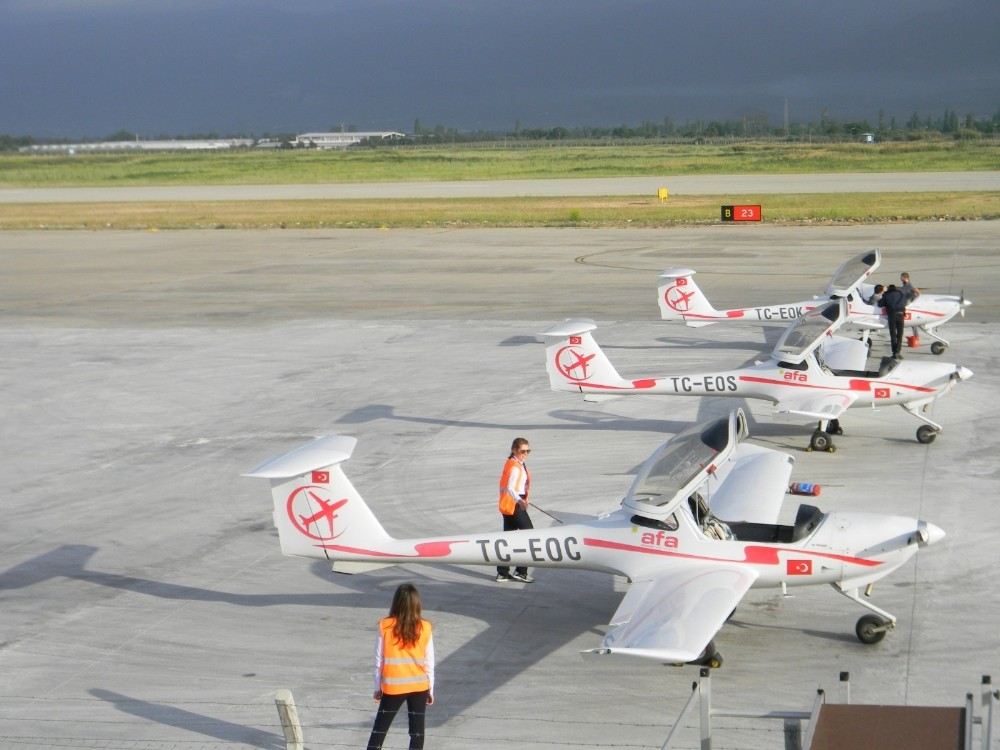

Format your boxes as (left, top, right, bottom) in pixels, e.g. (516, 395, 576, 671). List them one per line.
(540, 319, 633, 395)
(245, 436, 392, 568)
(657, 268, 720, 327)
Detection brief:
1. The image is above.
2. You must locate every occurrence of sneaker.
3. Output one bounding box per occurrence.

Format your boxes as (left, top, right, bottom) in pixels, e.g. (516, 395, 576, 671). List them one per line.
(510, 572, 534, 583)
(495, 574, 512, 582)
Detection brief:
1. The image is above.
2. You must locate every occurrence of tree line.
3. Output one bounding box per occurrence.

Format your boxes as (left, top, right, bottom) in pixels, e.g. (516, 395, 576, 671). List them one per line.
(2, 108, 999, 151)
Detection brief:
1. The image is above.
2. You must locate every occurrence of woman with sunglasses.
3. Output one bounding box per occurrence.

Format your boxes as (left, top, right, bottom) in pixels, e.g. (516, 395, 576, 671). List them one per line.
(496, 437, 535, 583)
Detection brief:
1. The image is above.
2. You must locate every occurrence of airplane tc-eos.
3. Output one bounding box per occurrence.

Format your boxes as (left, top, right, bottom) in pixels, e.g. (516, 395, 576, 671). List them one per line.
(543, 300, 971, 451)
(246, 410, 944, 667)
(657, 250, 971, 354)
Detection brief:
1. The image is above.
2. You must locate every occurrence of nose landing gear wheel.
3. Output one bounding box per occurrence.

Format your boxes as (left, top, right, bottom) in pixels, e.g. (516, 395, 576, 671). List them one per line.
(930, 341, 947, 355)
(856, 614, 889, 644)
(809, 430, 834, 452)
(916, 425, 938, 444)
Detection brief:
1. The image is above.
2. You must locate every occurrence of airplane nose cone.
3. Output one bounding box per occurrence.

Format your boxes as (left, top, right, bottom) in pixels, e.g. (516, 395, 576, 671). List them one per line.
(918, 521, 946, 546)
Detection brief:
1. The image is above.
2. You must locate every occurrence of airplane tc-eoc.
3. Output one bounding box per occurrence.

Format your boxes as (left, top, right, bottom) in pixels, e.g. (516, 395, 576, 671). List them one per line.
(246, 410, 944, 667)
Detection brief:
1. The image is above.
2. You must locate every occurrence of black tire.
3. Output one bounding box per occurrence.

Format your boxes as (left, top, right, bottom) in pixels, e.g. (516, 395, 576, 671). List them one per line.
(856, 614, 888, 644)
(916, 425, 938, 444)
(930, 341, 946, 355)
(810, 431, 832, 452)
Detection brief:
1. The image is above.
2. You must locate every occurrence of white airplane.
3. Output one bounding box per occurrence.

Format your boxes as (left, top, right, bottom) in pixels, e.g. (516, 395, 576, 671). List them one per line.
(245, 410, 945, 666)
(543, 300, 972, 451)
(657, 249, 972, 354)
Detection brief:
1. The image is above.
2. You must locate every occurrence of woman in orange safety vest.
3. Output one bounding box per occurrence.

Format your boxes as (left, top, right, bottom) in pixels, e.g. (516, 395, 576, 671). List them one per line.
(496, 437, 535, 583)
(367, 583, 435, 750)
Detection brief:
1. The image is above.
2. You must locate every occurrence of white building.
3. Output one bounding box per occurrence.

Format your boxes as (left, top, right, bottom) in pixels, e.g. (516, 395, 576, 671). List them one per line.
(19, 139, 254, 154)
(292, 131, 405, 149)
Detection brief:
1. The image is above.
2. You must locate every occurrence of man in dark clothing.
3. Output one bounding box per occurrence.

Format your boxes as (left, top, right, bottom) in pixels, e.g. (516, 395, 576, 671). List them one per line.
(881, 284, 907, 358)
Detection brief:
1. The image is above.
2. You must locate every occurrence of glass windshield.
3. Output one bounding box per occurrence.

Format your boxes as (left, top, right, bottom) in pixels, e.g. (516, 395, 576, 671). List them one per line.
(827, 251, 878, 294)
(773, 302, 840, 359)
(629, 418, 728, 507)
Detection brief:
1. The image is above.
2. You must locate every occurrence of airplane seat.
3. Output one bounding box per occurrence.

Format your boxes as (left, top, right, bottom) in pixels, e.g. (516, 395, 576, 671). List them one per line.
(791, 504, 823, 541)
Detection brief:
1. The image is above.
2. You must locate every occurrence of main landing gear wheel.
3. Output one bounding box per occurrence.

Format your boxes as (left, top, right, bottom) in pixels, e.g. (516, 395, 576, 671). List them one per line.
(916, 425, 938, 444)
(808, 431, 835, 452)
(856, 614, 889, 644)
(930, 341, 947, 355)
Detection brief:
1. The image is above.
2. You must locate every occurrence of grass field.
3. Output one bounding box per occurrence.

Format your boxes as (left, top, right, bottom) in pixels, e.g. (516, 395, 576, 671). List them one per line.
(2, 140, 999, 187)
(2, 192, 997, 230)
(2, 141, 997, 227)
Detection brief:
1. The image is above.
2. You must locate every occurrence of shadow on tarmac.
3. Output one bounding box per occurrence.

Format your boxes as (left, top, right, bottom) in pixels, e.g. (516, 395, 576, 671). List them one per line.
(90, 688, 285, 749)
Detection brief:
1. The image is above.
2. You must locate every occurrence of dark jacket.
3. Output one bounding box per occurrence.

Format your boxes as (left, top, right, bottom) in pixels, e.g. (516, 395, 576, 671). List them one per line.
(881, 287, 907, 315)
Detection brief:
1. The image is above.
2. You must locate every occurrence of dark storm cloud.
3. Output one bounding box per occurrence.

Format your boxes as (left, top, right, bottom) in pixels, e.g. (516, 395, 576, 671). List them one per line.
(1, 0, 997, 137)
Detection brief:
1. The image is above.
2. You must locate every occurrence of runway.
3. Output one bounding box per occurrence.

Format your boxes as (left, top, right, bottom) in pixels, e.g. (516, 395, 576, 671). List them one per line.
(2, 170, 1000, 203)
(1, 224, 997, 748)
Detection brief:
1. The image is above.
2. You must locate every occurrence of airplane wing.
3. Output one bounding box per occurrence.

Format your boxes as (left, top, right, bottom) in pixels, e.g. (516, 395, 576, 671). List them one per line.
(594, 565, 758, 662)
(708, 444, 794, 524)
(775, 391, 858, 420)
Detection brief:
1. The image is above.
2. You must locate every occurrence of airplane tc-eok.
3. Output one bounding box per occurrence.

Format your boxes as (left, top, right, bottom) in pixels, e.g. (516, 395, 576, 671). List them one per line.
(657, 250, 971, 355)
(543, 299, 972, 451)
(246, 410, 944, 667)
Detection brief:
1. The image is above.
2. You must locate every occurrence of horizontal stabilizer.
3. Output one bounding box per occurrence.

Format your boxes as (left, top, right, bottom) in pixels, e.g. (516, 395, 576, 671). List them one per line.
(541, 318, 597, 338)
(244, 435, 357, 479)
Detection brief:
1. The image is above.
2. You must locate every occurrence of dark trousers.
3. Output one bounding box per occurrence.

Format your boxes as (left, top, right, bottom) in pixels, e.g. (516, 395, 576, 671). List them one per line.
(888, 311, 905, 355)
(366, 690, 428, 750)
(497, 504, 533, 577)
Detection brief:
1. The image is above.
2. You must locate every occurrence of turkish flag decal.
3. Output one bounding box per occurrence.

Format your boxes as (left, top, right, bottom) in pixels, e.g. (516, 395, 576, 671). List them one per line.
(311, 470, 330, 484)
(874, 388, 890, 399)
(569, 336, 582, 345)
(676, 277, 688, 286)
(786, 559, 812, 575)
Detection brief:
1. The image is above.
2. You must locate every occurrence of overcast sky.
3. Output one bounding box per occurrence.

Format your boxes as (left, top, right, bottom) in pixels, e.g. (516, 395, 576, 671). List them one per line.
(2, 0, 998, 138)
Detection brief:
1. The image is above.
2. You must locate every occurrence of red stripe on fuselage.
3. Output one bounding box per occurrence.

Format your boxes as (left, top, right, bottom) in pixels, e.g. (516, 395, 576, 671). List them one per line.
(583, 537, 881, 567)
(320, 540, 468, 557)
(738, 375, 935, 394)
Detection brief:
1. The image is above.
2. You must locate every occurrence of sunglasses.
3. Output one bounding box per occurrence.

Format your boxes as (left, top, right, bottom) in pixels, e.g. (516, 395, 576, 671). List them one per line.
(518, 448, 532, 454)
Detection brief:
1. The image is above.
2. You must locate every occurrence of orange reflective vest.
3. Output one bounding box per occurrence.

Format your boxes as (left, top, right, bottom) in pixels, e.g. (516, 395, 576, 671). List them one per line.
(498, 456, 530, 516)
(379, 616, 432, 695)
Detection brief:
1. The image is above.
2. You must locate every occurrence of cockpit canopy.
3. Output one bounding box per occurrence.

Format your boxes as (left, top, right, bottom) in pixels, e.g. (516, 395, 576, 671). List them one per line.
(823, 249, 881, 297)
(622, 410, 748, 523)
(771, 299, 845, 364)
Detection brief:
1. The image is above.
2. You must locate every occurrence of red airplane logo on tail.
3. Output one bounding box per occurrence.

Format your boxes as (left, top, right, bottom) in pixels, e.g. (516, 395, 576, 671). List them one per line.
(555, 346, 596, 381)
(665, 285, 696, 312)
(287, 486, 349, 540)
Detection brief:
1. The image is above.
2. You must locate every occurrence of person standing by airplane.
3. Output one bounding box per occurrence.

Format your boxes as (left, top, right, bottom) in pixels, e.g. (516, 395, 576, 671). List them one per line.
(367, 583, 435, 750)
(899, 271, 922, 343)
(496, 437, 534, 583)
(881, 283, 908, 358)
(899, 272, 920, 302)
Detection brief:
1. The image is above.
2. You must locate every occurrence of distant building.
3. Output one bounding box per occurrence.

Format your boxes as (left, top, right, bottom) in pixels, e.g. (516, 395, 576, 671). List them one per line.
(861, 133, 876, 143)
(292, 131, 405, 149)
(19, 139, 254, 154)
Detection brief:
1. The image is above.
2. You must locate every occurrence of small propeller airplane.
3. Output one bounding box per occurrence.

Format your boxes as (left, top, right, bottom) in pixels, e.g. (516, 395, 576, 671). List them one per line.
(544, 299, 972, 451)
(246, 410, 944, 667)
(657, 250, 972, 354)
